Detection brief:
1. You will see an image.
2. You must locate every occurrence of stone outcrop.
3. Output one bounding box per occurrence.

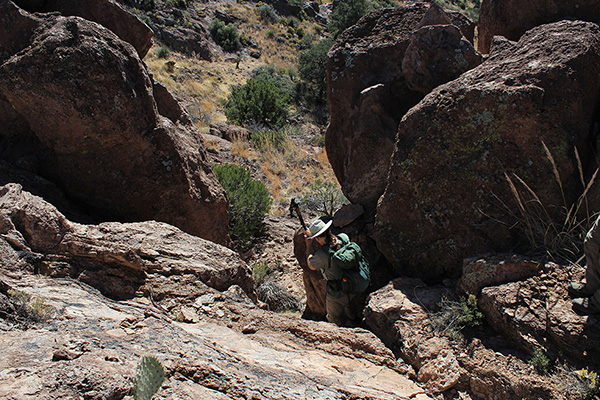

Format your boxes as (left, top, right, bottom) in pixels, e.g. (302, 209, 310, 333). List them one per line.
(363, 274, 591, 398)
(477, 0, 600, 54)
(477, 259, 600, 368)
(326, 2, 476, 207)
(0, 2, 230, 245)
(1, 183, 253, 300)
(157, 26, 213, 61)
(373, 20, 600, 279)
(12, 0, 153, 57)
(0, 183, 431, 400)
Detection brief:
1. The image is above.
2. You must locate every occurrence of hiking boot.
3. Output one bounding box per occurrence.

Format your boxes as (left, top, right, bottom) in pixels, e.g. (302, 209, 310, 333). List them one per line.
(568, 282, 595, 298)
(572, 297, 600, 315)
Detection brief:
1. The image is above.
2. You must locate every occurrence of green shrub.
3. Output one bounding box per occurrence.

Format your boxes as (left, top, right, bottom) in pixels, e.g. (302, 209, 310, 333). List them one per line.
(156, 46, 171, 59)
(213, 164, 272, 246)
(210, 19, 241, 51)
(529, 347, 551, 375)
(256, 4, 278, 23)
(251, 65, 295, 99)
(327, 0, 370, 38)
(429, 294, 483, 339)
(297, 38, 334, 100)
(300, 179, 348, 216)
(223, 78, 290, 127)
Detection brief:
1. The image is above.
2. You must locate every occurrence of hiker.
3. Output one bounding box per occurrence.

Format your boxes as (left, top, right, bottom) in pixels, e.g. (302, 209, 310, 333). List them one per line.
(304, 217, 361, 327)
(569, 215, 600, 314)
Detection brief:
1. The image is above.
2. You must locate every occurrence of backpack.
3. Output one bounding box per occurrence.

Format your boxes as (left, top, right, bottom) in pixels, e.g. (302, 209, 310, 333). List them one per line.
(329, 234, 371, 294)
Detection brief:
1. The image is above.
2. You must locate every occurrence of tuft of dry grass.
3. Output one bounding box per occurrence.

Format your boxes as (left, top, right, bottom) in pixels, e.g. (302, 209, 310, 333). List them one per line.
(500, 141, 598, 262)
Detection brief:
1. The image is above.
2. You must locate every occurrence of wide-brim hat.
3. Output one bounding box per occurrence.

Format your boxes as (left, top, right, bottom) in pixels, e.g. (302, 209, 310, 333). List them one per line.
(307, 218, 332, 239)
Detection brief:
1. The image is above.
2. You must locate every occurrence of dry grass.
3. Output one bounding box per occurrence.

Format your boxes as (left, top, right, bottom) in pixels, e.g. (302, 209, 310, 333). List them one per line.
(499, 142, 599, 262)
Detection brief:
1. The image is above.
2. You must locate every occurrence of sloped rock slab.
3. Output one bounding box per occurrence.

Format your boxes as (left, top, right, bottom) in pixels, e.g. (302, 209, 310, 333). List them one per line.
(0, 275, 431, 400)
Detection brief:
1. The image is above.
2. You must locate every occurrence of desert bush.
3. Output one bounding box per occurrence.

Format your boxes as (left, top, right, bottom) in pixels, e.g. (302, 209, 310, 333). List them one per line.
(529, 347, 551, 375)
(251, 65, 296, 99)
(553, 365, 600, 400)
(7, 289, 54, 325)
(429, 294, 483, 339)
(256, 281, 301, 312)
(500, 142, 599, 262)
(257, 3, 278, 23)
(210, 19, 241, 51)
(156, 46, 171, 59)
(327, 0, 370, 38)
(224, 78, 290, 127)
(297, 38, 334, 101)
(213, 164, 272, 246)
(300, 178, 348, 216)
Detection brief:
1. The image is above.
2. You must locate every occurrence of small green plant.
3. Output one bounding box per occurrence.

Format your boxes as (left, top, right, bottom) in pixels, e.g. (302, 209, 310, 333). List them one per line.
(156, 46, 170, 59)
(529, 347, 551, 375)
(252, 261, 270, 284)
(7, 289, 54, 323)
(133, 355, 165, 400)
(429, 294, 483, 339)
(209, 19, 241, 51)
(300, 179, 348, 216)
(459, 293, 483, 327)
(213, 164, 273, 248)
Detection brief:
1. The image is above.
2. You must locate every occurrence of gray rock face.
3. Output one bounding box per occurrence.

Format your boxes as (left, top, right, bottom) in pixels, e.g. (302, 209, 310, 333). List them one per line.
(0, 3, 230, 245)
(373, 20, 600, 279)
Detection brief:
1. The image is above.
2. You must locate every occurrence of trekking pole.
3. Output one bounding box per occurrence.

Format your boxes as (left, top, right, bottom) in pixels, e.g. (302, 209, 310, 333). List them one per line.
(289, 197, 307, 231)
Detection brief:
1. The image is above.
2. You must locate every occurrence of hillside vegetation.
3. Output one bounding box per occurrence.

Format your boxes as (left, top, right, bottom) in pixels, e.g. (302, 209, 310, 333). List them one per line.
(139, 0, 480, 221)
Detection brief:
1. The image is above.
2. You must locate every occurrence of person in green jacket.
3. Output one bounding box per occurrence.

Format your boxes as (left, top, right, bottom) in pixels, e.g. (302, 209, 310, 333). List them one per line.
(304, 218, 358, 326)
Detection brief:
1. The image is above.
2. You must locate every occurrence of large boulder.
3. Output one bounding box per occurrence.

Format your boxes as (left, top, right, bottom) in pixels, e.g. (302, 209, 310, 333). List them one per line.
(0, 4, 230, 245)
(12, 0, 153, 57)
(0, 183, 254, 300)
(477, 0, 600, 54)
(373, 21, 600, 280)
(325, 2, 475, 207)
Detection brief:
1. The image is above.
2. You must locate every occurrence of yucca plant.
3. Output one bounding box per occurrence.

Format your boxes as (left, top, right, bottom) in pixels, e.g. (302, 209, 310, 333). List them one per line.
(133, 355, 165, 400)
(500, 141, 598, 262)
